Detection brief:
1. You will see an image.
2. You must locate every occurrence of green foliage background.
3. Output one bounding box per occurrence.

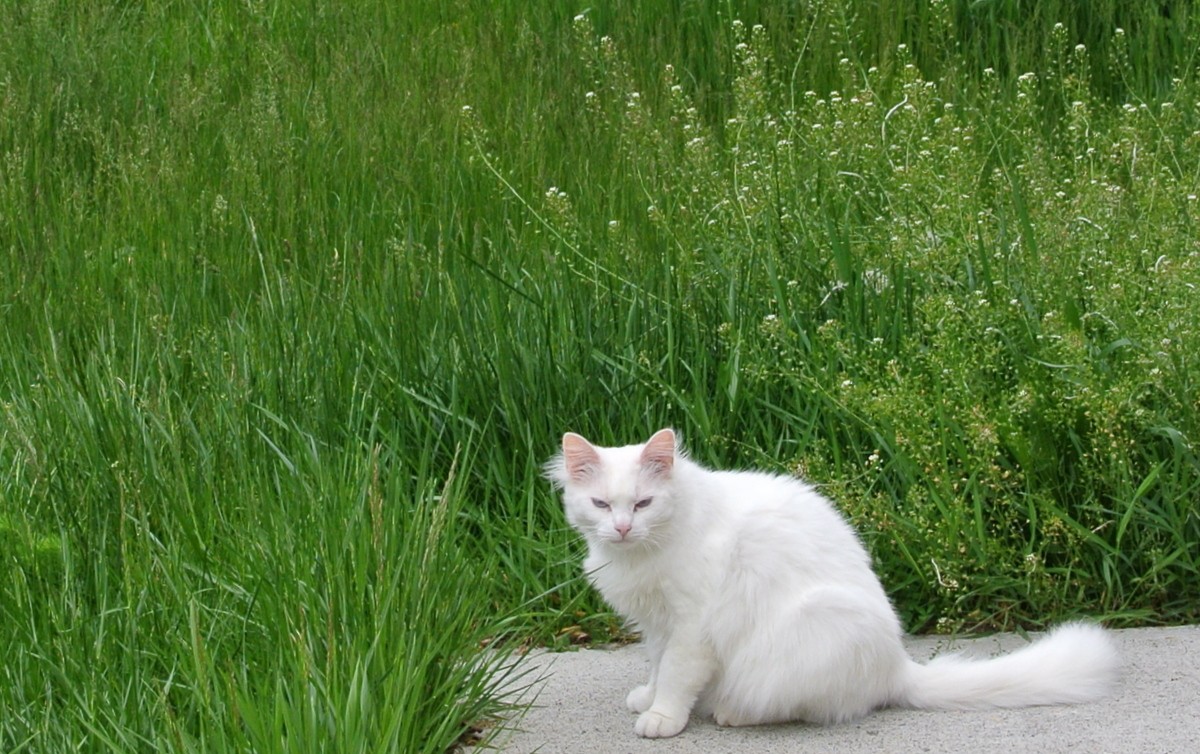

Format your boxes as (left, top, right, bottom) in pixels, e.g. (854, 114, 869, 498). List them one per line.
(1, 1, 1198, 750)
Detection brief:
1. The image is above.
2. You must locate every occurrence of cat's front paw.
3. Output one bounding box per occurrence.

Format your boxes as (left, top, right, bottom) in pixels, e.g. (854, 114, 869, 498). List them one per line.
(634, 707, 688, 738)
(625, 684, 654, 713)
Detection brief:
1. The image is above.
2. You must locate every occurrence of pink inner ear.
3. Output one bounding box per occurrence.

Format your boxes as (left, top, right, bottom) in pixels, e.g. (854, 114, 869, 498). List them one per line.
(640, 428, 676, 474)
(562, 432, 601, 480)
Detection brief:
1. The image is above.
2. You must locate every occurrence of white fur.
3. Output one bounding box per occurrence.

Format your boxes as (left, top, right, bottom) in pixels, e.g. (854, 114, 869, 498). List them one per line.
(546, 429, 1120, 738)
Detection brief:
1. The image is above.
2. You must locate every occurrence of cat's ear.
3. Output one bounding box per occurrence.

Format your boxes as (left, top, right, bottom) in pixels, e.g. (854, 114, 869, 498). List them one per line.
(561, 432, 602, 482)
(640, 428, 676, 477)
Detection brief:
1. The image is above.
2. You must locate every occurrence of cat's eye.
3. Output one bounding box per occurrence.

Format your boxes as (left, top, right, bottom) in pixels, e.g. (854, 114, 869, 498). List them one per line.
(634, 497, 653, 510)
(591, 498, 610, 510)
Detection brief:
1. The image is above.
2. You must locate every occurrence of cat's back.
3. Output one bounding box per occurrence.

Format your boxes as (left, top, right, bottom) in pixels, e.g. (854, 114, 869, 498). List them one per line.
(703, 466, 870, 571)
(708, 466, 843, 523)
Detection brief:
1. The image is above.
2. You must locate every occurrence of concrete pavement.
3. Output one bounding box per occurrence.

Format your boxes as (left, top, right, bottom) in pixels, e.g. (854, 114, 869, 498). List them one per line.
(494, 626, 1200, 753)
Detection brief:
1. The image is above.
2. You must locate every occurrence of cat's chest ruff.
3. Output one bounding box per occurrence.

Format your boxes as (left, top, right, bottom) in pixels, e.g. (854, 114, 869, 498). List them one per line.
(585, 545, 708, 628)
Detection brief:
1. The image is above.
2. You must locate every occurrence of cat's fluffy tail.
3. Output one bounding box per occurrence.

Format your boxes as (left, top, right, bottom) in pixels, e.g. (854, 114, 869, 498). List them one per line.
(898, 623, 1120, 711)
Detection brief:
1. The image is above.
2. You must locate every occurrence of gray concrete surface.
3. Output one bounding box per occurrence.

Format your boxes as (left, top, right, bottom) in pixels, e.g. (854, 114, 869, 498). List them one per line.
(493, 626, 1200, 753)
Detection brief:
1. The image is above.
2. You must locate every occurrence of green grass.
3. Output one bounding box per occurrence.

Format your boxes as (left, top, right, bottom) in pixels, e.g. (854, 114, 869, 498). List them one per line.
(2, 0, 1199, 749)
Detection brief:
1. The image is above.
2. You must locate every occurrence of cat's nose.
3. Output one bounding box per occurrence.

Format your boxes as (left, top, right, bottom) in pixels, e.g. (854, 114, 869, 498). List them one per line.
(614, 521, 632, 538)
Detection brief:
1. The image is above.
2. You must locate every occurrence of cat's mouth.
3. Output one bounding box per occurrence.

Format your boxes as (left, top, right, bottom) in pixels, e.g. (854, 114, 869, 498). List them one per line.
(603, 531, 645, 546)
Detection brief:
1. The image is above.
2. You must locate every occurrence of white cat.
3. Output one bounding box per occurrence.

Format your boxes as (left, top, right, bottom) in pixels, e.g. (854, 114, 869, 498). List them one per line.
(545, 428, 1120, 739)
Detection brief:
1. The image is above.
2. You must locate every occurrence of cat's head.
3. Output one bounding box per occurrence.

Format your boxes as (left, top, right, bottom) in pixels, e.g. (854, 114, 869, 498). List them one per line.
(545, 428, 680, 549)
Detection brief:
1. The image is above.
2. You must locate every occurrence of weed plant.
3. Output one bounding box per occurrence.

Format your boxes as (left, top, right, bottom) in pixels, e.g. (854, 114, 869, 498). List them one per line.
(1, 0, 1198, 749)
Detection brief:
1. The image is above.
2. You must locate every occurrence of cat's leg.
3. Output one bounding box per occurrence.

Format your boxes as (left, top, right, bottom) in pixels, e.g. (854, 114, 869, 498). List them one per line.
(626, 638, 664, 713)
(633, 631, 715, 738)
(626, 678, 655, 713)
(708, 585, 904, 727)
(625, 656, 657, 714)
